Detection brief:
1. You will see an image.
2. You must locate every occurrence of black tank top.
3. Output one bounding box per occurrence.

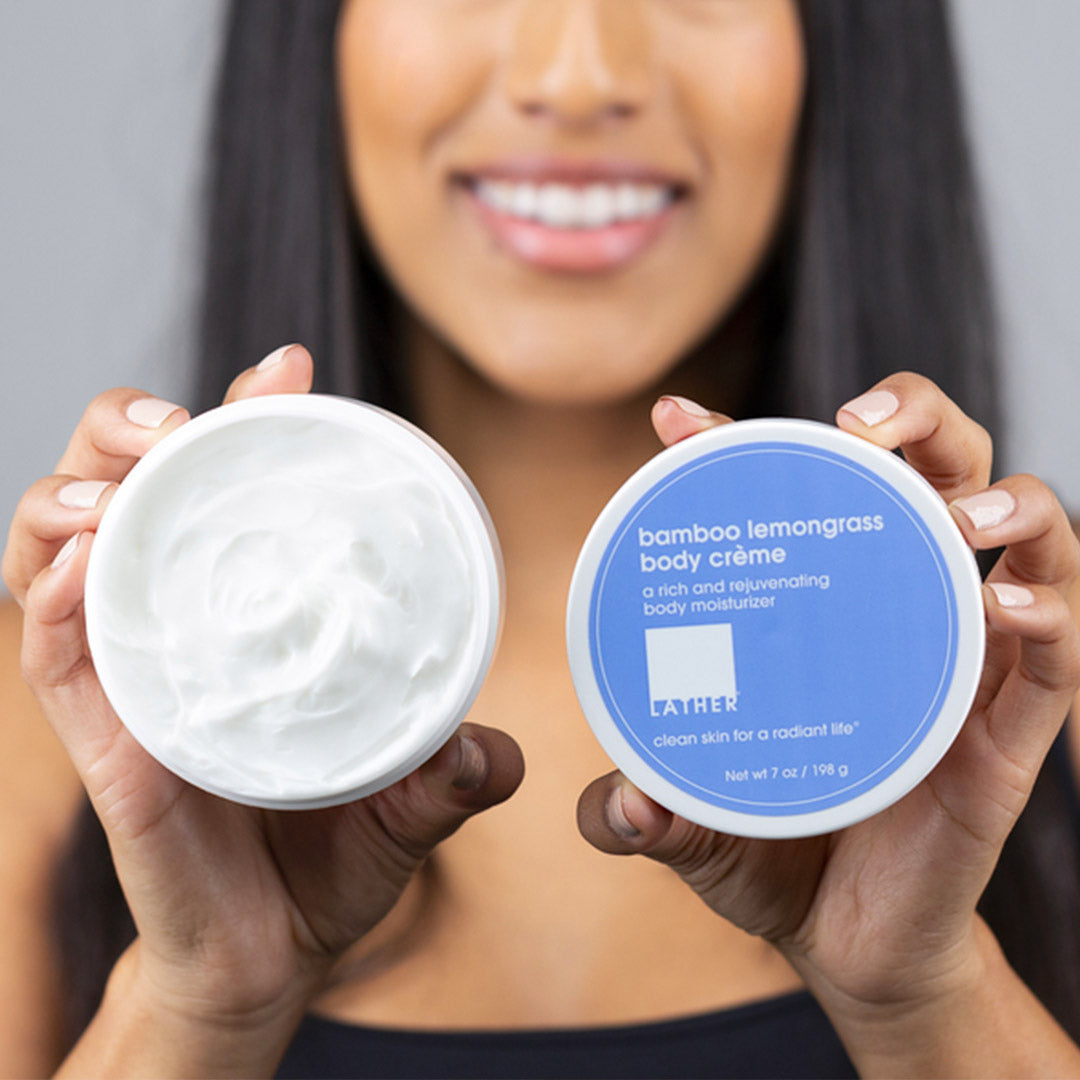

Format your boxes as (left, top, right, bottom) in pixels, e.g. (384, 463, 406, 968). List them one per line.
(275, 729, 1080, 1079)
(275, 988, 857, 1078)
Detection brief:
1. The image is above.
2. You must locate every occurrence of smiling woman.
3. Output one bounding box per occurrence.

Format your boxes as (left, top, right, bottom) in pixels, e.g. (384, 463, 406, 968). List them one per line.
(4, 2, 1080, 1079)
(335, 0, 803, 402)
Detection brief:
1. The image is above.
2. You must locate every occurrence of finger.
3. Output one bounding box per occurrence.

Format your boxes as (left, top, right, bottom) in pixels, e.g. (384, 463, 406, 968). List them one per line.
(54, 388, 189, 480)
(949, 475, 1080, 595)
(577, 772, 821, 940)
(221, 343, 313, 405)
(20, 530, 99, 699)
(650, 395, 733, 448)
(980, 583, 1080, 776)
(3, 475, 117, 605)
(577, 771, 677, 855)
(836, 372, 993, 503)
(19, 530, 168, 791)
(20, 535, 124, 803)
(371, 723, 526, 855)
(281, 724, 525, 955)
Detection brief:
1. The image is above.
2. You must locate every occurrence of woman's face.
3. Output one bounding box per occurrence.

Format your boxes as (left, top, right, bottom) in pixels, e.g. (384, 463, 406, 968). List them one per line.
(336, 0, 804, 404)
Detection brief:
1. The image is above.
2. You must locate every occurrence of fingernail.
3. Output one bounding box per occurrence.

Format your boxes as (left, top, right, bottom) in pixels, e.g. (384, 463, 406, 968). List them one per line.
(605, 785, 640, 840)
(58, 479, 112, 510)
(660, 395, 712, 419)
(451, 733, 488, 791)
(986, 582, 1035, 609)
(52, 532, 82, 569)
(840, 389, 900, 427)
(951, 489, 1016, 531)
(126, 397, 182, 429)
(256, 343, 299, 372)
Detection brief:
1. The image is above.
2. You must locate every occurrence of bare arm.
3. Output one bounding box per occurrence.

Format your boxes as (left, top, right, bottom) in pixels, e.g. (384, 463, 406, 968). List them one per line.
(0, 600, 83, 1078)
(838, 515, 1080, 1076)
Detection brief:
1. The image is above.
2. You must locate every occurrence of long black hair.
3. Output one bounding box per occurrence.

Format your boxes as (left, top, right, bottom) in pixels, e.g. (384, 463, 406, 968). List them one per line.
(52, 0, 1080, 1054)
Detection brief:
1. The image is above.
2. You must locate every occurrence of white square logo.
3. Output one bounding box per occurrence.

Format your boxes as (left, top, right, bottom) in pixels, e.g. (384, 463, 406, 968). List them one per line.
(645, 624, 737, 703)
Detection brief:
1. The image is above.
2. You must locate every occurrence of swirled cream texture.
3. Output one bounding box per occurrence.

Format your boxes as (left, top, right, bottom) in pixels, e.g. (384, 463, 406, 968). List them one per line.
(89, 407, 491, 805)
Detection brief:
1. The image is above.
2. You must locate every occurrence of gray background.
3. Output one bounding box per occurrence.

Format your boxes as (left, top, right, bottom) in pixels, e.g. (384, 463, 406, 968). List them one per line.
(1, 0, 1078, 600)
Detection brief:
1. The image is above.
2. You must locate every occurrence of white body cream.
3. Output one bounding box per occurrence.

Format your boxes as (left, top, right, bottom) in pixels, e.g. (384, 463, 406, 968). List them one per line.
(85, 395, 502, 809)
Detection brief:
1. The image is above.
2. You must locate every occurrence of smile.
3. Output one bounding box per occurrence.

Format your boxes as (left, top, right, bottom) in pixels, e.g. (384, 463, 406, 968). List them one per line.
(472, 180, 676, 230)
(459, 165, 687, 275)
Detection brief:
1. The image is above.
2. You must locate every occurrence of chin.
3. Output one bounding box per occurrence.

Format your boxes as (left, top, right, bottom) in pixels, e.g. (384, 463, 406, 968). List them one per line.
(457, 319, 694, 407)
(474, 349, 674, 408)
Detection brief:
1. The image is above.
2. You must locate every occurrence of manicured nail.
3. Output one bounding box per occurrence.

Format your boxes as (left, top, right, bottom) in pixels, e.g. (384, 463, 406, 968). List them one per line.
(986, 582, 1035, 609)
(451, 733, 488, 791)
(605, 785, 640, 839)
(52, 533, 82, 569)
(951, 489, 1016, 531)
(661, 395, 712, 419)
(126, 397, 182, 429)
(57, 480, 111, 510)
(256, 343, 299, 372)
(840, 389, 900, 427)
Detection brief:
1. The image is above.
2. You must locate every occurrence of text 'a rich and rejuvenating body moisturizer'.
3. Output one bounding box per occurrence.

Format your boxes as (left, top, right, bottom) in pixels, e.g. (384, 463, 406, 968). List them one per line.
(567, 419, 985, 839)
(85, 395, 502, 810)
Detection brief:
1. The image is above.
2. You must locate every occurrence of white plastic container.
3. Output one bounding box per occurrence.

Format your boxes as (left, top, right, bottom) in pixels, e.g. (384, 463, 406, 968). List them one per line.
(567, 419, 984, 839)
(85, 394, 502, 810)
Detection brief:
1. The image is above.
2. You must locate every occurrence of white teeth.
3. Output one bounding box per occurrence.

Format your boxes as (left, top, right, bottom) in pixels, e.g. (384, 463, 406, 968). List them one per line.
(474, 179, 674, 229)
(580, 184, 616, 228)
(537, 184, 578, 228)
(485, 181, 514, 214)
(639, 186, 668, 216)
(614, 181, 643, 220)
(509, 183, 538, 218)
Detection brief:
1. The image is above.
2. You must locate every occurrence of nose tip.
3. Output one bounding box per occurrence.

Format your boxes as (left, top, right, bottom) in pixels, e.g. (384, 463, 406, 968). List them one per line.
(517, 93, 639, 125)
(505, 0, 650, 127)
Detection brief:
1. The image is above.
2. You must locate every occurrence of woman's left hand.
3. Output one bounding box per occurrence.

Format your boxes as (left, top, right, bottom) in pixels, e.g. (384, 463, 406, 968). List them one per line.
(577, 372, 1080, 1073)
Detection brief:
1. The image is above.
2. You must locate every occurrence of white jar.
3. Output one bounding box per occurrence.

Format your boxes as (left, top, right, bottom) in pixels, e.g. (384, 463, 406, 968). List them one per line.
(85, 395, 502, 810)
(566, 418, 985, 839)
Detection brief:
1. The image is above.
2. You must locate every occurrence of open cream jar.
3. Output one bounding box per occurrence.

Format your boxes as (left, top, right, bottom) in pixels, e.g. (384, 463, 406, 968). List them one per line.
(85, 395, 502, 810)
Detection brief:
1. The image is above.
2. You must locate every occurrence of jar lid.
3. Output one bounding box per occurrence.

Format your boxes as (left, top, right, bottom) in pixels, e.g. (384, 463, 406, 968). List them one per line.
(567, 418, 984, 838)
(86, 394, 503, 809)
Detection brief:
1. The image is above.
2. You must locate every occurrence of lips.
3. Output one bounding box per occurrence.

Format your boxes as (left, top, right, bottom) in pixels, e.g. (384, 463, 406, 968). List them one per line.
(456, 160, 688, 274)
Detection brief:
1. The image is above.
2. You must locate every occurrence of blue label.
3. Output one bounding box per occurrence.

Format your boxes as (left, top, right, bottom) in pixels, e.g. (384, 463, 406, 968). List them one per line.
(589, 442, 958, 815)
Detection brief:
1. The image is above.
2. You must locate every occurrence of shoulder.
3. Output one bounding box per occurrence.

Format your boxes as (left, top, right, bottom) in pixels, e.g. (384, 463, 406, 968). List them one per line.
(0, 598, 82, 822)
(0, 597, 83, 1075)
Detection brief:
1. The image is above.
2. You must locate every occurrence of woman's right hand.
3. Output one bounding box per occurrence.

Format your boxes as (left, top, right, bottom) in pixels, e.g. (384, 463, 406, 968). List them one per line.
(1, 344, 524, 1076)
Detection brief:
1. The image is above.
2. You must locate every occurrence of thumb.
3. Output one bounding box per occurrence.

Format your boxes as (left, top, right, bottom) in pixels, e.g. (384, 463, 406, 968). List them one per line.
(405, 721, 525, 843)
(577, 770, 823, 942)
(286, 723, 524, 956)
(366, 721, 524, 861)
(576, 769, 701, 862)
